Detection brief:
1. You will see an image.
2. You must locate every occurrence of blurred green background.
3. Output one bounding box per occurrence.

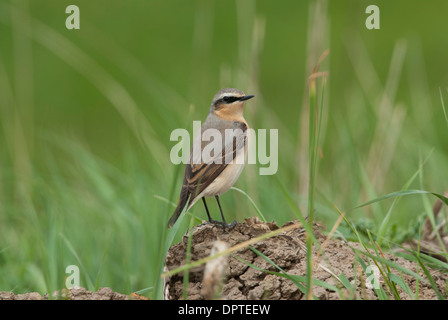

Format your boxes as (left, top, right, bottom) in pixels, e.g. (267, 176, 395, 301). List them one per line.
(0, 0, 447, 297)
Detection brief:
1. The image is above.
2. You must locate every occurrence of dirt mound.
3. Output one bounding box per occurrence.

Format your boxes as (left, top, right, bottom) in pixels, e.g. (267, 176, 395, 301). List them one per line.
(164, 217, 447, 300)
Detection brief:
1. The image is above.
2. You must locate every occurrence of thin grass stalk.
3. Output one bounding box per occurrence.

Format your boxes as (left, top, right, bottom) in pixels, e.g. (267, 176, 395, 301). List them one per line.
(305, 50, 327, 300)
(182, 216, 195, 299)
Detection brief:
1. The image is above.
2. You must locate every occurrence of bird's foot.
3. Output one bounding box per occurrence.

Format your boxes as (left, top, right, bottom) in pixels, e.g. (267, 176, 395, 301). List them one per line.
(208, 219, 238, 230)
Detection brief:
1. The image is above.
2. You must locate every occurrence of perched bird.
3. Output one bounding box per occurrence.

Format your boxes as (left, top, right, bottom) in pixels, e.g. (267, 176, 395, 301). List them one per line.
(168, 88, 254, 228)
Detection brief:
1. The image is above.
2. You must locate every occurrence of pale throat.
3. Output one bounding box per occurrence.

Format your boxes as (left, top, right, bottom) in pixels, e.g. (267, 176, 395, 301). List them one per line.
(214, 102, 247, 123)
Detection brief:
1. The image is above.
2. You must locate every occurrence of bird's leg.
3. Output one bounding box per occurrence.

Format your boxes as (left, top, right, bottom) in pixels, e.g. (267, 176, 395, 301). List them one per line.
(215, 196, 237, 229)
(203, 197, 223, 225)
(202, 197, 214, 223)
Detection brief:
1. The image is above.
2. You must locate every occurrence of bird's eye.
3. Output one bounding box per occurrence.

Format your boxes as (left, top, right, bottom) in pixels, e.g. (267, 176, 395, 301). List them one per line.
(222, 96, 238, 104)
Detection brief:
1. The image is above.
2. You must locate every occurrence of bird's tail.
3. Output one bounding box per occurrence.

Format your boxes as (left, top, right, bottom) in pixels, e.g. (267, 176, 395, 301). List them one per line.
(167, 185, 191, 228)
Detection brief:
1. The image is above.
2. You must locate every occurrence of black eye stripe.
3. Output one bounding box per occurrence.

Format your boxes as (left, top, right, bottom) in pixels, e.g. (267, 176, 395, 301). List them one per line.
(221, 96, 239, 103)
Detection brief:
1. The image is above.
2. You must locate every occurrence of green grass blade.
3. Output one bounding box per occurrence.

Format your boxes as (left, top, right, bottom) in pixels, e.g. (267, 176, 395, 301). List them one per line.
(355, 248, 425, 282)
(366, 233, 400, 299)
(232, 253, 307, 295)
(231, 187, 266, 222)
(338, 273, 353, 291)
(356, 255, 389, 300)
(376, 149, 433, 244)
(440, 88, 448, 128)
(415, 255, 445, 300)
(388, 273, 415, 299)
(353, 189, 448, 210)
(59, 233, 94, 290)
(248, 246, 339, 292)
(232, 252, 339, 298)
(134, 287, 154, 295)
(182, 216, 195, 300)
(94, 236, 112, 292)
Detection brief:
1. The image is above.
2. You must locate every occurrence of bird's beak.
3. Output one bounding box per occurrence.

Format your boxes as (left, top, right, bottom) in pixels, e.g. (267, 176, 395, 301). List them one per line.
(239, 95, 255, 101)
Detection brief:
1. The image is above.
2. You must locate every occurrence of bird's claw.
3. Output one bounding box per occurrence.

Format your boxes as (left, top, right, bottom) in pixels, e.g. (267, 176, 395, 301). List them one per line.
(208, 219, 237, 230)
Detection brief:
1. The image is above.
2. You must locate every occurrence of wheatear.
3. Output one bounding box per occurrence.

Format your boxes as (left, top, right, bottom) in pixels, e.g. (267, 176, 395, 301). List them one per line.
(168, 88, 254, 228)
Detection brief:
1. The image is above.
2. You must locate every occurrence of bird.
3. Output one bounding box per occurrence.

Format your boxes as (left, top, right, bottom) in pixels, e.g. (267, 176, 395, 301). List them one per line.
(168, 88, 254, 229)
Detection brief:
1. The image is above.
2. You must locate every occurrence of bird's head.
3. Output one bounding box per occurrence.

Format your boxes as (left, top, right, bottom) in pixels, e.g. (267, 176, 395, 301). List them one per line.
(210, 88, 254, 121)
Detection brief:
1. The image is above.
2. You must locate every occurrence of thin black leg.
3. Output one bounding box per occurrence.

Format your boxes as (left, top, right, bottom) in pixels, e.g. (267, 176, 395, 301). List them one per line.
(202, 197, 213, 222)
(215, 196, 237, 229)
(215, 195, 227, 225)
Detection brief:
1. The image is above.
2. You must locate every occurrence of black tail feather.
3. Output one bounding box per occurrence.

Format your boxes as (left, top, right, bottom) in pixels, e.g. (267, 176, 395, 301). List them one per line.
(167, 185, 190, 228)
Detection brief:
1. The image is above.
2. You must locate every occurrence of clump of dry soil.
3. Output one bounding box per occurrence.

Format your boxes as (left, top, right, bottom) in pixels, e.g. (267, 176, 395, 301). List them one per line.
(164, 217, 447, 300)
